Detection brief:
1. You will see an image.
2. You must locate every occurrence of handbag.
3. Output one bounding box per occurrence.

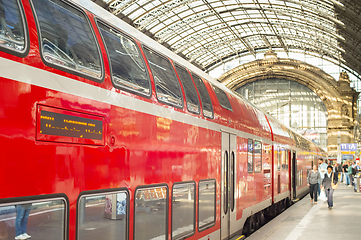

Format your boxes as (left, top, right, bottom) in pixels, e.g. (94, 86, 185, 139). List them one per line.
(331, 172, 338, 190)
(319, 189, 327, 201)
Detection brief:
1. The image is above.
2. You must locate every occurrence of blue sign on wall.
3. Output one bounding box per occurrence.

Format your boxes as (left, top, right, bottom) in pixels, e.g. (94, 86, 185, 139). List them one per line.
(340, 143, 357, 151)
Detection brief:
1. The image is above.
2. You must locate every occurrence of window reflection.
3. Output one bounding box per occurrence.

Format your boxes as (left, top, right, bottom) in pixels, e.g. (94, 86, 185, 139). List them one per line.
(78, 192, 127, 240)
(0, 0, 26, 52)
(198, 180, 215, 230)
(98, 22, 150, 96)
(172, 183, 195, 239)
(254, 141, 262, 173)
(0, 199, 65, 240)
(134, 186, 167, 240)
(32, 0, 102, 78)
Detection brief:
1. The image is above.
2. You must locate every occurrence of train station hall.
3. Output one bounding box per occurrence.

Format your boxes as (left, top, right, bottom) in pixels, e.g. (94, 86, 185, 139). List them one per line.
(1, 0, 361, 240)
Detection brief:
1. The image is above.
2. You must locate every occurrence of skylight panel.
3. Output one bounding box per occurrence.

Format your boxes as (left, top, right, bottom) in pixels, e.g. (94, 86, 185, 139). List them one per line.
(122, 4, 138, 15)
(146, 19, 161, 30)
(163, 18, 174, 25)
(169, 35, 181, 44)
(150, 23, 165, 34)
(129, 8, 146, 19)
(194, 5, 208, 12)
(179, 10, 194, 18)
(137, 0, 151, 6)
(143, 2, 156, 10)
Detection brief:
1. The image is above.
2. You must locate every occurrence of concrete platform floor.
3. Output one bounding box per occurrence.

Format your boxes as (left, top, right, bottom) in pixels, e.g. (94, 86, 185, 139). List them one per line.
(247, 183, 361, 240)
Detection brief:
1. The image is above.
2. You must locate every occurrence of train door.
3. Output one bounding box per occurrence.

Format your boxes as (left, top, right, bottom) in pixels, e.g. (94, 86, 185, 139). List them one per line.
(291, 151, 297, 199)
(221, 132, 237, 240)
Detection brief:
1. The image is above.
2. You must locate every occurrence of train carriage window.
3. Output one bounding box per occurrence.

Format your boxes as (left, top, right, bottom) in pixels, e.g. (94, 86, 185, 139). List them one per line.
(0, 197, 66, 240)
(97, 22, 151, 96)
(174, 64, 200, 114)
(78, 191, 128, 240)
(135, 185, 168, 240)
(281, 149, 287, 170)
(198, 180, 216, 231)
(143, 47, 183, 108)
(254, 141, 262, 173)
(212, 85, 232, 111)
(248, 139, 254, 173)
(0, 0, 26, 54)
(31, 0, 102, 79)
(172, 182, 195, 240)
(191, 74, 214, 118)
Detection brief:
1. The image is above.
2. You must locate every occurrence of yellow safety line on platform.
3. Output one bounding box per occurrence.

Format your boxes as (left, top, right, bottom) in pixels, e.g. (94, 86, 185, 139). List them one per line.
(236, 236, 245, 240)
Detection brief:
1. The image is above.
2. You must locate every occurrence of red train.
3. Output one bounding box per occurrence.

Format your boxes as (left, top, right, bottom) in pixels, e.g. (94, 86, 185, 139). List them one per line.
(0, 0, 325, 239)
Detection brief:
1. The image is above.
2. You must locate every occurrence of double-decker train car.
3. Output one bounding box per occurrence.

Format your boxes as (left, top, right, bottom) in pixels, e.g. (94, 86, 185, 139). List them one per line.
(0, 0, 326, 240)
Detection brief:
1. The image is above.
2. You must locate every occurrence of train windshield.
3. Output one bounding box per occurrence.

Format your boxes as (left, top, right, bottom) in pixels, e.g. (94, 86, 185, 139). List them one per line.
(143, 46, 183, 108)
(0, 0, 26, 52)
(31, 0, 102, 79)
(98, 22, 151, 96)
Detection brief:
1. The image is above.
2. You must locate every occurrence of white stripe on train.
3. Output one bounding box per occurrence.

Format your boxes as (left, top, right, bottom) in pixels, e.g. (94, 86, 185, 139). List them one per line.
(0, 56, 272, 144)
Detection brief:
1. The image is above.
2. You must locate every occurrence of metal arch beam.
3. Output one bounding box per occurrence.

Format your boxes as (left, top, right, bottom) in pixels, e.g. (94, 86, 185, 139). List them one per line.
(172, 20, 341, 56)
(254, 0, 288, 53)
(163, 13, 339, 53)
(201, 0, 255, 56)
(202, 46, 337, 71)
(219, 5, 336, 27)
(189, 32, 340, 64)
(154, 9, 215, 43)
(108, 0, 138, 16)
(149, 1, 336, 44)
(132, 0, 197, 30)
(197, 44, 340, 68)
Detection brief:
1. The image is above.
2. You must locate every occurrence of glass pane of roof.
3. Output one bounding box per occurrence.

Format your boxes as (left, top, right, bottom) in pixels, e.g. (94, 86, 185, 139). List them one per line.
(98, 0, 360, 78)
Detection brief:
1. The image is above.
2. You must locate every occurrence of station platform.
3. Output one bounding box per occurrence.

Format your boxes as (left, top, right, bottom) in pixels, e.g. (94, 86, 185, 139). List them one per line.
(246, 183, 361, 240)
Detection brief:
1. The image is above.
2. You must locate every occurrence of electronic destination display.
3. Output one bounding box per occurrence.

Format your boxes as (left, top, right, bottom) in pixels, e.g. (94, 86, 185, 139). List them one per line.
(37, 106, 104, 145)
(40, 110, 103, 140)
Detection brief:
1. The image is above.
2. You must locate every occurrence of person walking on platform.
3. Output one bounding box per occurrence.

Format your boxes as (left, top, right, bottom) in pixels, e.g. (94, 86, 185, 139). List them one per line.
(348, 161, 354, 187)
(318, 158, 328, 195)
(307, 165, 320, 204)
(322, 165, 338, 209)
(343, 162, 349, 185)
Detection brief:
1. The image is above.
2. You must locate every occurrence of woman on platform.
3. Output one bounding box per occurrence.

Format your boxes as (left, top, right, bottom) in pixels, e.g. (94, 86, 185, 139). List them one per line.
(307, 165, 320, 204)
(322, 165, 338, 209)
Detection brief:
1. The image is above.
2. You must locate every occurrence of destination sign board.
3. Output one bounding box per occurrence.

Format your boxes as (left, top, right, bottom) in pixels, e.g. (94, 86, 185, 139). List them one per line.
(37, 106, 104, 145)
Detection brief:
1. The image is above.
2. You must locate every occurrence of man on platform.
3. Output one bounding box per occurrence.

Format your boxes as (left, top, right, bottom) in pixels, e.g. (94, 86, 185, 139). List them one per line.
(318, 158, 328, 195)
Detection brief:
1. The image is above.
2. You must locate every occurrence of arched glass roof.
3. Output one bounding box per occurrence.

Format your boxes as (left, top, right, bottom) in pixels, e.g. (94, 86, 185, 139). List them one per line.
(96, 0, 361, 76)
